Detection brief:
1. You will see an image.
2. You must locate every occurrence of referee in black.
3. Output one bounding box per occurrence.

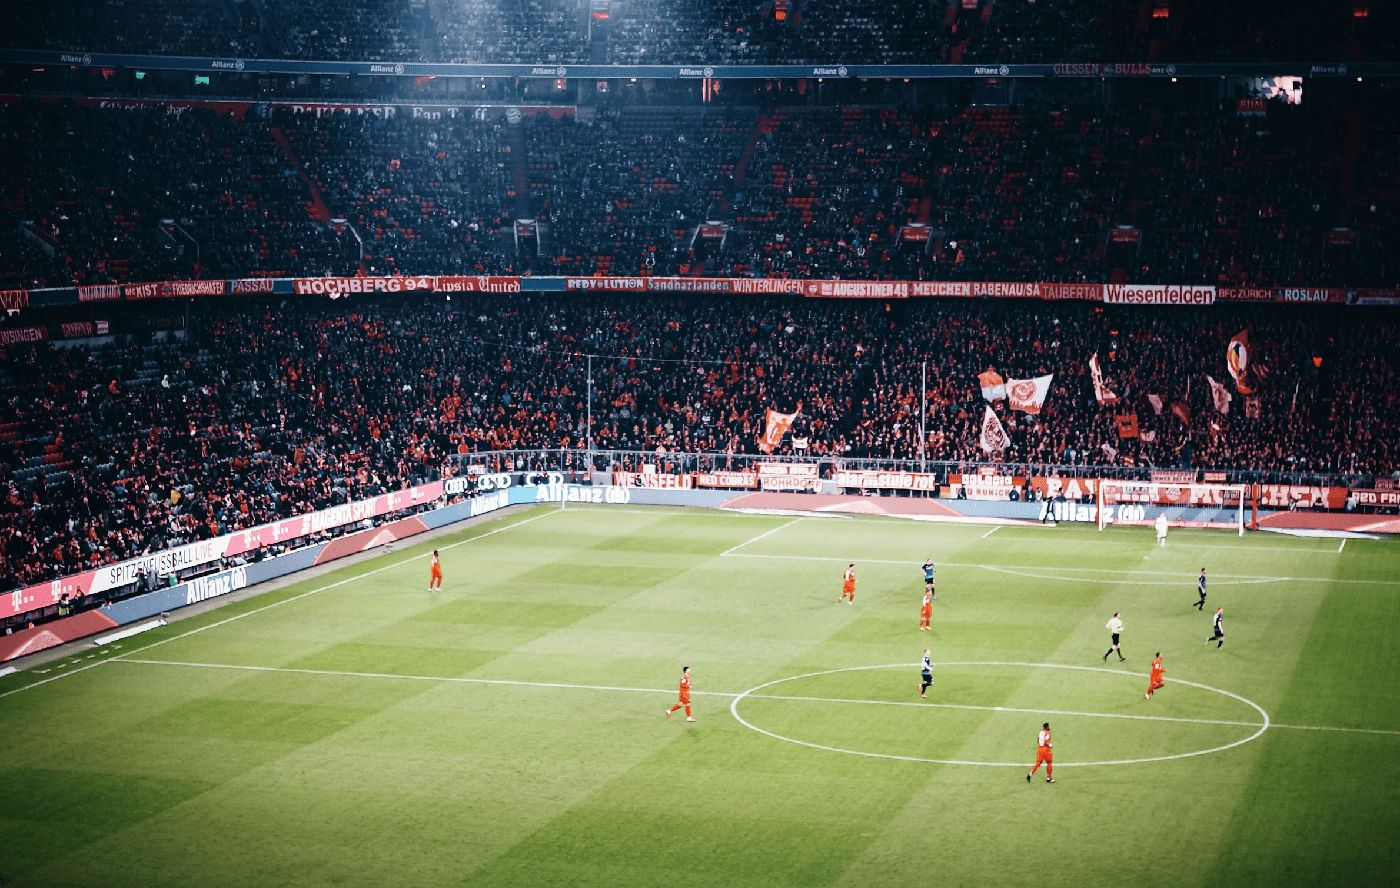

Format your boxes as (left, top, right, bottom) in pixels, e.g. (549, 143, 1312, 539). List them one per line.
(1103, 612, 1125, 662)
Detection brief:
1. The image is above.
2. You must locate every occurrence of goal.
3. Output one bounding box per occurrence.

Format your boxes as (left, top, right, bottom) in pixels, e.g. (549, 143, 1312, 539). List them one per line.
(1096, 480, 1254, 535)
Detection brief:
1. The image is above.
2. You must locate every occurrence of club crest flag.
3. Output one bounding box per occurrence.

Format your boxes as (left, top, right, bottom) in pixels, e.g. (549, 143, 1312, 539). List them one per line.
(760, 408, 798, 451)
(1089, 354, 1119, 405)
(979, 405, 1009, 453)
(1006, 374, 1053, 414)
(978, 369, 1006, 402)
(1227, 329, 1254, 394)
(1207, 375, 1232, 414)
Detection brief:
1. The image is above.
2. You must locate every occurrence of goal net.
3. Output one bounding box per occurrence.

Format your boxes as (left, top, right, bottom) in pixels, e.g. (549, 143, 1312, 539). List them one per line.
(1096, 480, 1252, 535)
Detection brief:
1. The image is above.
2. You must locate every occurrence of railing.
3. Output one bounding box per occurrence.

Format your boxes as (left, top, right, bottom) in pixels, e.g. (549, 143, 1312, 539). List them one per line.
(443, 448, 1382, 491)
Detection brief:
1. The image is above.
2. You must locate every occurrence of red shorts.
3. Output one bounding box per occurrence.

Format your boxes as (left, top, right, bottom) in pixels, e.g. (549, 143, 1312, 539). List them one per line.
(1035, 747, 1053, 765)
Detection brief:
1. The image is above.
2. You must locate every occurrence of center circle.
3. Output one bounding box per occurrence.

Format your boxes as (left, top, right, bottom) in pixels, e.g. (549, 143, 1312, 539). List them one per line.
(729, 661, 1271, 767)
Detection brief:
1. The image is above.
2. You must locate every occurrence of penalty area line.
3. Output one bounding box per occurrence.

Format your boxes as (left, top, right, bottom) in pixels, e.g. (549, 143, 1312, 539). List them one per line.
(720, 517, 803, 557)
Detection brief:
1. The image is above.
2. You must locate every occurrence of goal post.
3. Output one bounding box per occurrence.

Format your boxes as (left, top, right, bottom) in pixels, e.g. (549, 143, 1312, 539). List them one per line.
(1095, 480, 1253, 535)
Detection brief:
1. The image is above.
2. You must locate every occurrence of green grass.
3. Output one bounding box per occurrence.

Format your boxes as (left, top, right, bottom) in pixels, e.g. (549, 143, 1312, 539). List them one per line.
(2, 504, 1398, 888)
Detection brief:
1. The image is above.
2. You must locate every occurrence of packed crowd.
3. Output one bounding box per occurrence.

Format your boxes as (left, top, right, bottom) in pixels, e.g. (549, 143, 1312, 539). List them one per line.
(2, 293, 1396, 597)
(5, 0, 1395, 65)
(5, 97, 1395, 290)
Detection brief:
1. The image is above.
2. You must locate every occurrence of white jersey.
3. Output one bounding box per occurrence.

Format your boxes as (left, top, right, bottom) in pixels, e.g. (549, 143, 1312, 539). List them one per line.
(1155, 514, 1168, 538)
(1106, 616, 1123, 634)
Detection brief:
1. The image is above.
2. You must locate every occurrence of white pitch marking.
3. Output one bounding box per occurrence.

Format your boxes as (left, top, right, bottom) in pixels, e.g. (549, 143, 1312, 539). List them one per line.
(720, 517, 802, 557)
(720, 551, 1382, 586)
(730, 663, 1272, 768)
(1338, 538, 1347, 554)
(0, 507, 561, 701)
(102, 657, 1399, 739)
(981, 526, 1001, 539)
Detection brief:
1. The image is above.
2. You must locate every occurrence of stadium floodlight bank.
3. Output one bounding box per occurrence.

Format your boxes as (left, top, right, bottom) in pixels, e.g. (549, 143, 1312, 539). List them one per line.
(1096, 480, 1253, 535)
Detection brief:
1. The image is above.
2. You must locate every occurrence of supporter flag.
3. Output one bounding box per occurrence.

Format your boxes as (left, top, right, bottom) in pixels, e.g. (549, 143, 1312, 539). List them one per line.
(759, 407, 798, 452)
(1116, 413, 1139, 438)
(1005, 374, 1053, 414)
(1206, 375, 1232, 414)
(1227, 329, 1255, 394)
(978, 368, 1006, 402)
(1209, 419, 1224, 437)
(1170, 401, 1191, 426)
(979, 405, 1009, 454)
(1245, 394, 1261, 419)
(1089, 354, 1119, 406)
(1101, 442, 1120, 461)
(1139, 429, 1157, 443)
(1146, 393, 1164, 416)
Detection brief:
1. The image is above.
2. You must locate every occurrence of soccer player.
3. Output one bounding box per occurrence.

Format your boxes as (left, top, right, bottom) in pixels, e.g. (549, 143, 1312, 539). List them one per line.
(1193, 567, 1207, 611)
(922, 558, 936, 599)
(1027, 722, 1054, 783)
(665, 666, 695, 721)
(1103, 612, 1125, 662)
(1145, 652, 1166, 699)
(839, 563, 856, 605)
(429, 549, 443, 590)
(1208, 607, 1225, 648)
(919, 649, 933, 697)
(1155, 512, 1168, 547)
(919, 589, 932, 631)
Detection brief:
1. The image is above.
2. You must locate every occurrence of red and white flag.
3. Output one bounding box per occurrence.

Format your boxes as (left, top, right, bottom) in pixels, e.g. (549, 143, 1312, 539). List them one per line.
(978, 368, 1006, 402)
(759, 408, 798, 452)
(1089, 354, 1119, 405)
(1005, 374, 1053, 414)
(979, 405, 1009, 453)
(1206, 375, 1232, 414)
(1227, 329, 1254, 394)
(1146, 393, 1164, 416)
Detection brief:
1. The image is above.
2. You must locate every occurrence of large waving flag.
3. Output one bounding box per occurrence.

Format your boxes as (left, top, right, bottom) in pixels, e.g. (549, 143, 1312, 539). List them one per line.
(1227, 330, 1255, 394)
(759, 408, 798, 452)
(1089, 354, 1119, 405)
(1206, 375, 1233, 414)
(979, 405, 1009, 453)
(978, 368, 1006, 402)
(1006, 374, 1054, 414)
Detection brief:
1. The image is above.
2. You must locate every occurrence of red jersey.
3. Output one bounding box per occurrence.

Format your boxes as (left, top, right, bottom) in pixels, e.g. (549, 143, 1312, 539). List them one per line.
(1038, 729, 1053, 750)
(431, 553, 440, 569)
(678, 672, 691, 702)
(921, 591, 932, 612)
(843, 567, 855, 591)
(1150, 656, 1163, 677)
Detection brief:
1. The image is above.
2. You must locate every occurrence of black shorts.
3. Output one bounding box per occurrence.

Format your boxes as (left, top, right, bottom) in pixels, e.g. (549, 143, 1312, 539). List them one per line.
(1110, 633, 1121, 645)
(921, 669, 932, 681)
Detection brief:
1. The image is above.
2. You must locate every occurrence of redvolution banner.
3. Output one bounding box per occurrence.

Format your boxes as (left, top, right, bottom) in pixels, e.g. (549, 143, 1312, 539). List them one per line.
(0, 480, 443, 621)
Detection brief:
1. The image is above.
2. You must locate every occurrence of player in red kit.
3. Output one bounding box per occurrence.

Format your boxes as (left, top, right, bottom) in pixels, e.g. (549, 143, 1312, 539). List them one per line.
(919, 590, 932, 631)
(1146, 652, 1166, 699)
(428, 550, 443, 590)
(839, 564, 856, 605)
(665, 666, 695, 721)
(1027, 722, 1054, 783)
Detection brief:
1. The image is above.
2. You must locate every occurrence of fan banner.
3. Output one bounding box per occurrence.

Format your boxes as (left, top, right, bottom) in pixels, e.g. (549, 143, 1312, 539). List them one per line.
(1117, 413, 1139, 438)
(979, 405, 1010, 453)
(1006, 374, 1053, 413)
(1090, 354, 1119, 405)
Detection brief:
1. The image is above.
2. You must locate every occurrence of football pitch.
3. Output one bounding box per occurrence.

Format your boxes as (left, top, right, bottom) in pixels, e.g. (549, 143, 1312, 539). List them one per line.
(2, 503, 1398, 887)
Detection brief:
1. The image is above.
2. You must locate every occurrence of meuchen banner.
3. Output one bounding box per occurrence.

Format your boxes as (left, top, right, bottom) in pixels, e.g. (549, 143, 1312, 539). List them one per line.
(0, 480, 444, 621)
